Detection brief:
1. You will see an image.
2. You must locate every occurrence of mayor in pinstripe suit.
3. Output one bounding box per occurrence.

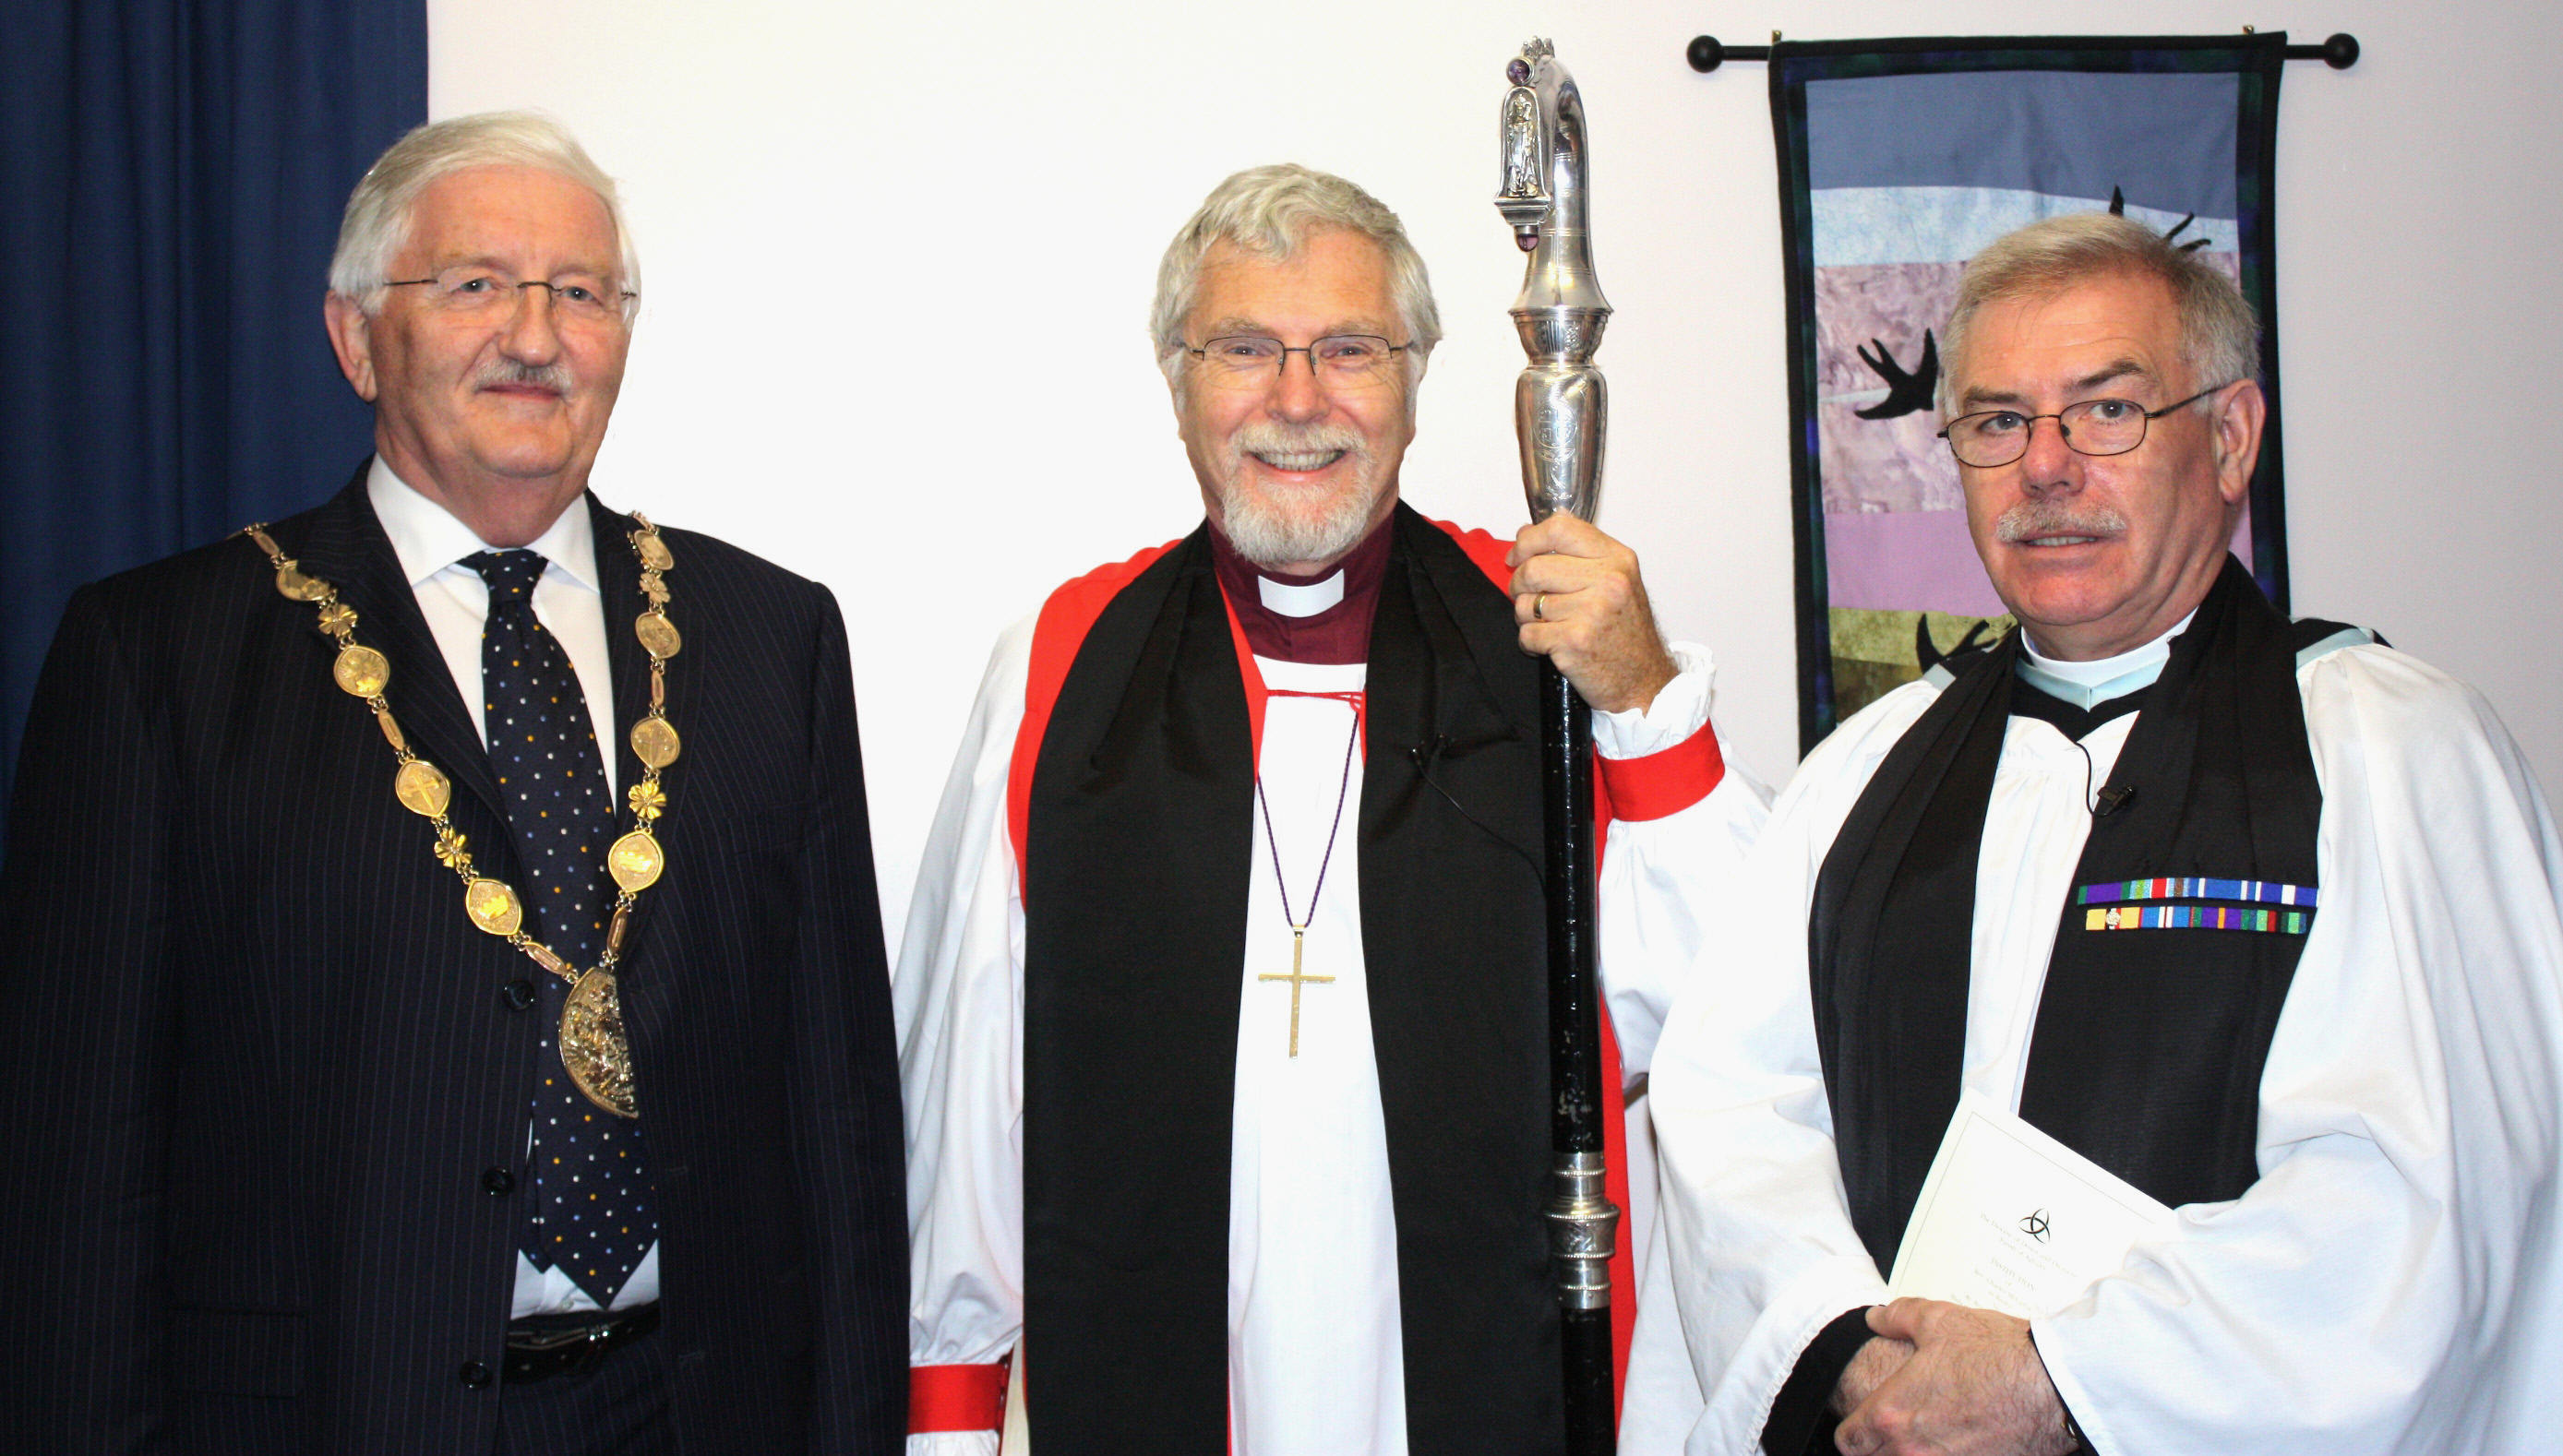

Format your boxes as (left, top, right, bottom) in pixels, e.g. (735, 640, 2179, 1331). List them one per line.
(0, 113, 906, 1453)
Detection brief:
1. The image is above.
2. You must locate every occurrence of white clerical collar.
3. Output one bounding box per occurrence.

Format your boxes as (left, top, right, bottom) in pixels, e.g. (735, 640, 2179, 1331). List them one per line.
(366, 456, 601, 597)
(2017, 609, 2197, 711)
(1257, 569, 1346, 618)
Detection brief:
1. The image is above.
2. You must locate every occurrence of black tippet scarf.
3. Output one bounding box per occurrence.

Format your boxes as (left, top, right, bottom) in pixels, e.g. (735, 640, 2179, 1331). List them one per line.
(1809, 557, 2331, 1272)
(1021, 506, 1563, 1456)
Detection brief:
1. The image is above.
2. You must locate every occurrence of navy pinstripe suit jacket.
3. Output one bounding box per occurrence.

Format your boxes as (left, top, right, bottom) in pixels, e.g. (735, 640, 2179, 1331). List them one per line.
(0, 470, 907, 1453)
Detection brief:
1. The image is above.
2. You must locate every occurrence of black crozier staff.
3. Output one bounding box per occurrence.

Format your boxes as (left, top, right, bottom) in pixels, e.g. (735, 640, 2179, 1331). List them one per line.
(1496, 37, 1618, 1456)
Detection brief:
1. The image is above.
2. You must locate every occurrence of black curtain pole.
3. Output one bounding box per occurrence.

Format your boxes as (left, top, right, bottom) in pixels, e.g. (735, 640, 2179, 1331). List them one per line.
(1686, 30, 2359, 71)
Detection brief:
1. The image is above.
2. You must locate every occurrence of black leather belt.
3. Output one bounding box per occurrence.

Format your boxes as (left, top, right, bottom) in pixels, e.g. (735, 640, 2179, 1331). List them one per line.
(502, 1304, 661, 1384)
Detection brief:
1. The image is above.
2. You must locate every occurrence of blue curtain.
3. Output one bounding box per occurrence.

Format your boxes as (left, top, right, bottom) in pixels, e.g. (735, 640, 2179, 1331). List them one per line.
(0, 0, 425, 832)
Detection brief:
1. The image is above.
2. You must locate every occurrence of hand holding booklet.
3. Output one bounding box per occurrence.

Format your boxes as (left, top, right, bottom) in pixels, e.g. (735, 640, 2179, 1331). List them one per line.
(1885, 1090, 2181, 1319)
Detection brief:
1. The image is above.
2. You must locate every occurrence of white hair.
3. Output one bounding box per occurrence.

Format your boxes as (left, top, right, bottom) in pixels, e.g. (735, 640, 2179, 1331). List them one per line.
(328, 111, 639, 319)
(1149, 163, 1441, 394)
(1939, 211, 2258, 416)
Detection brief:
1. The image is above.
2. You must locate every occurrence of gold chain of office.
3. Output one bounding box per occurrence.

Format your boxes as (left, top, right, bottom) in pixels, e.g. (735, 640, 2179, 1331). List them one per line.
(239, 517, 688, 1119)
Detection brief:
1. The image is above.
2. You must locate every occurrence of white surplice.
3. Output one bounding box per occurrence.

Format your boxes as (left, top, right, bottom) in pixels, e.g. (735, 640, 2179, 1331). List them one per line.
(1647, 637, 2563, 1455)
(897, 567, 1769, 1455)
(1228, 658, 1400, 1452)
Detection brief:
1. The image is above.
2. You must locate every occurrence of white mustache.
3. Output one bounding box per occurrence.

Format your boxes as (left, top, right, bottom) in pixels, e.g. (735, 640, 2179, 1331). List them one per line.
(475, 360, 571, 393)
(1232, 420, 1366, 459)
(1995, 499, 2126, 543)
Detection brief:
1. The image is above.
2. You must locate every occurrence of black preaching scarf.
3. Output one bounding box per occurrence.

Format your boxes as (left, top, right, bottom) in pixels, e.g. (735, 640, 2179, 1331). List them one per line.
(1808, 556, 2328, 1272)
(1022, 505, 1563, 1456)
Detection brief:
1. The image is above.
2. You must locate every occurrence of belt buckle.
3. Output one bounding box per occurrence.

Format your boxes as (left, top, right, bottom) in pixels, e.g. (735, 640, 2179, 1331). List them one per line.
(510, 1321, 603, 1355)
(506, 1313, 619, 1381)
(562, 1319, 613, 1379)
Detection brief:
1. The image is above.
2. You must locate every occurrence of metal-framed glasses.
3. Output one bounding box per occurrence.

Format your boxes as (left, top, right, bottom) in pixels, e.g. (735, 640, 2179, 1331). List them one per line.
(383, 266, 637, 326)
(1937, 383, 2234, 468)
(1184, 335, 1409, 392)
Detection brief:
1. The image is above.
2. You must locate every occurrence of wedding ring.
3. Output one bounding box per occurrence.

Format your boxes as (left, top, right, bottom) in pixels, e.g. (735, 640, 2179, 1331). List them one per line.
(1533, 592, 1547, 621)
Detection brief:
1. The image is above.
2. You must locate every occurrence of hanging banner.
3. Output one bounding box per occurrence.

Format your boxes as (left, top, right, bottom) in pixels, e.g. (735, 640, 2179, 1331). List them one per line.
(1770, 34, 2289, 750)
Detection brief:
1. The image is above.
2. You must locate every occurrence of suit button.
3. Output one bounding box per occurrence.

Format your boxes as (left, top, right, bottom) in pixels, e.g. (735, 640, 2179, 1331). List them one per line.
(501, 978, 537, 1011)
(482, 1167, 515, 1196)
(459, 1360, 492, 1388)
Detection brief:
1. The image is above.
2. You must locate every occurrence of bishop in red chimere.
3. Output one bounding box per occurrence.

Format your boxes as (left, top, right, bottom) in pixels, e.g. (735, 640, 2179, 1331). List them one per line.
(895, 163, 1767, 1456)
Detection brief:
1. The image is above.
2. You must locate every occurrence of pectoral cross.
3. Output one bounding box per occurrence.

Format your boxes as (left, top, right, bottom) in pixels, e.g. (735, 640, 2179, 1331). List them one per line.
(1252, 704, 1361, 1060)
(1257, 925, 1335, 1057)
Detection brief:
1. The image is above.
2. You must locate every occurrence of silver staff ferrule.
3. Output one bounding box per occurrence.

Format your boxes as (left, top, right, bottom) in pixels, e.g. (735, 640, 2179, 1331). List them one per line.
(1545, 1151, 1622, 1311)
(1495, 38, 1611, 525)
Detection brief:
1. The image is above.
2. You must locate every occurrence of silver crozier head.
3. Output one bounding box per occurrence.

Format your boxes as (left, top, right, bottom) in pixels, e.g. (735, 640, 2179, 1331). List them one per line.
(1495, 39, 1610, 522)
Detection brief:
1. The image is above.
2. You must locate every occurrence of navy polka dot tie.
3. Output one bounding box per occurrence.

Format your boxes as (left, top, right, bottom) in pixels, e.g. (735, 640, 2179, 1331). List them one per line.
(467, 549, 656, 1308)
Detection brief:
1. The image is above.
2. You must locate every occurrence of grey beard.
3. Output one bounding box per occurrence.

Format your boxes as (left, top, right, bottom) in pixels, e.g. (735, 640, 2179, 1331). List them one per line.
(1995, 497, 2129, 543)
(1216, 421, 1382, 569)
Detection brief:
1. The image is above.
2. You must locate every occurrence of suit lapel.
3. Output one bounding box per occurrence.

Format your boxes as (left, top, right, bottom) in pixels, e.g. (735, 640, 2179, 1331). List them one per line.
(586, 495, 650, 802)
(287, 467, 511, 841)
(583, 495, 677, 1052)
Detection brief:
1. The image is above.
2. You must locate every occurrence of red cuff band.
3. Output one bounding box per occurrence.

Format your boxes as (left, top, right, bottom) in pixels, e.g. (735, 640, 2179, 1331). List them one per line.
(1599, 717, 1726, 823)
(910, 1363, 1008, 1434)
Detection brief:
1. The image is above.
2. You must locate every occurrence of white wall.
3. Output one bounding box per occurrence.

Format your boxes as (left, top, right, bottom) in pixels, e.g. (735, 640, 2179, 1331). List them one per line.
(429, 0, 2563, 945)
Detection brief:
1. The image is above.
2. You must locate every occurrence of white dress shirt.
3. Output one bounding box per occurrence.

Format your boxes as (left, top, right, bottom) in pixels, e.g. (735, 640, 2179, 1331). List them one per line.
(365, 459, 659, 1316)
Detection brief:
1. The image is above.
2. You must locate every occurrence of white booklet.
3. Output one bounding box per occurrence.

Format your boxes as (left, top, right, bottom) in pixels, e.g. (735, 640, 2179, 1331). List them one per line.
(1885, 1089, 2180, 1319)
